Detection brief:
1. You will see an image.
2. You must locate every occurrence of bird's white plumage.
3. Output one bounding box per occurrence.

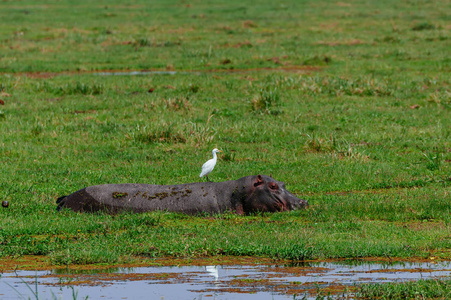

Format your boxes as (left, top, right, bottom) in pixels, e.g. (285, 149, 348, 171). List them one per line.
(200, 148, 222, 180)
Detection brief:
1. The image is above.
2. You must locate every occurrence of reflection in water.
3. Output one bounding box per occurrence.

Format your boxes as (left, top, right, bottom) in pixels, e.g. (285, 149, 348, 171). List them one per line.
(205, 265, 219, 281)
(52, 267, 121, 275)
(1, 260, 451, 300)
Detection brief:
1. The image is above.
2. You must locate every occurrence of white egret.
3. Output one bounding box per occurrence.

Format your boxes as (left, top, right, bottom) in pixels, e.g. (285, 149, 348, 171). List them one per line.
(199, 148, 222, 182)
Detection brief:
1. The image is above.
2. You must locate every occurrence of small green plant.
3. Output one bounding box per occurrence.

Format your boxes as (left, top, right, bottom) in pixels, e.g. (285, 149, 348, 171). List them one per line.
(186, 83, 200, 93)
(163, 97, 191, 111)
(251, 86, 282, 115)
(187, 112, 216, 146)
(135, 37, 152, 47)
(423, 150, 442, 171)
(271, 244, 314, 261)
(303, 55, 332, 66)
(36, 81, 104, 95)
(305, 133, 324, 152)
(133, 123, 187, 144)
(379, 35, 401, 43)
(31, 124, 43, 136)
(412, 22, 436, 31)
(221, 149, 235, 162)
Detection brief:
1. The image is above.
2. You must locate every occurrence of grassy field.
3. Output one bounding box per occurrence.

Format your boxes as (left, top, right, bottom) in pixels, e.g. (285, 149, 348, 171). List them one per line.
(0, 0, 450, 275)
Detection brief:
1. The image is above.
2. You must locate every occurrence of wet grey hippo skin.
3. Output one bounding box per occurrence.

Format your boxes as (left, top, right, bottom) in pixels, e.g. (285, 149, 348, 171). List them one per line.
(56, 175, 308, 215)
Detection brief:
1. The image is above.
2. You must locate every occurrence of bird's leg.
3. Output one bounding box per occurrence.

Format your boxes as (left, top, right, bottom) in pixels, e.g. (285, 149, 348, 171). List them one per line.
(206, 175, 211, 182)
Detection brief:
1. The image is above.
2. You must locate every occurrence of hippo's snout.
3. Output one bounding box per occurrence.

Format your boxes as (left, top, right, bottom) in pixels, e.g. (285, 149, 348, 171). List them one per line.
(295, 198, 308, 209)
(285, 191, 308, 210)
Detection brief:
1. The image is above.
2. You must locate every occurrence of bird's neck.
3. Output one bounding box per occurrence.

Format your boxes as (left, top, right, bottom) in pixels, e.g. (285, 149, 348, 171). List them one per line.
(212, 152, 217, 160)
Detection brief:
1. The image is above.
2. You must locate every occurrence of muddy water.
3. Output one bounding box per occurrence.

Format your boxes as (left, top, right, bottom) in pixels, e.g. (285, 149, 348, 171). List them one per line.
(1, 260, 451, 299)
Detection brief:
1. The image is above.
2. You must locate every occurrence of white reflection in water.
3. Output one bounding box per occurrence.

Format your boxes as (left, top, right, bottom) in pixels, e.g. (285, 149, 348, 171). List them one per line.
(205, 265, 219, 281)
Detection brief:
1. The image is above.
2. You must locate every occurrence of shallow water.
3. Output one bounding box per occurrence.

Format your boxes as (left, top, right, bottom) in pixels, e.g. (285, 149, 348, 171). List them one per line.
(91, 66, 314, 76)
(1, 260, 451, 299)
(93, 70, 183, 76)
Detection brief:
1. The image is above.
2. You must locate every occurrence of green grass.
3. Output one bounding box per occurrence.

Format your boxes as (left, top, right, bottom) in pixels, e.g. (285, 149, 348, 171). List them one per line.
(356, 279, 451, 299)
(0, 0, 449, 75)
(0, 0, 450, 275)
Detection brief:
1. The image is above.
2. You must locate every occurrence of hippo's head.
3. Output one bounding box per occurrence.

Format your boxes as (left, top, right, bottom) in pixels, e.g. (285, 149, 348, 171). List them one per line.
(232, 175, 308, 214)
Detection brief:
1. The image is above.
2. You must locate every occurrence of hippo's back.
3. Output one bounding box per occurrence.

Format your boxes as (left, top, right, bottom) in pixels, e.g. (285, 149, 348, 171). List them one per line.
(58, 182, 233, 214)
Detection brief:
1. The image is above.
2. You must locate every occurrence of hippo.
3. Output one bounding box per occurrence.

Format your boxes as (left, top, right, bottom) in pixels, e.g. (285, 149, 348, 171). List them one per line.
(56, 175, 308, 215)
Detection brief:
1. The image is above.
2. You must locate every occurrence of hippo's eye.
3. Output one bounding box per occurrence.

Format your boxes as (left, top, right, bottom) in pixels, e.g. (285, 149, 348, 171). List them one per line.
(268, 182, 279, 190)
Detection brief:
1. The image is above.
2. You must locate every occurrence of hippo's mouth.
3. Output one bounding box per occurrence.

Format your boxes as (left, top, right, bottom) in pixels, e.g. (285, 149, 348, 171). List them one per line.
(273, 195, 288, 212)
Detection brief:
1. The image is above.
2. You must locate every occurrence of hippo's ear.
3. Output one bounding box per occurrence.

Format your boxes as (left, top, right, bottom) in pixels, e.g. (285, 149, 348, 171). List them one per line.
(254, 175, 264, 187)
